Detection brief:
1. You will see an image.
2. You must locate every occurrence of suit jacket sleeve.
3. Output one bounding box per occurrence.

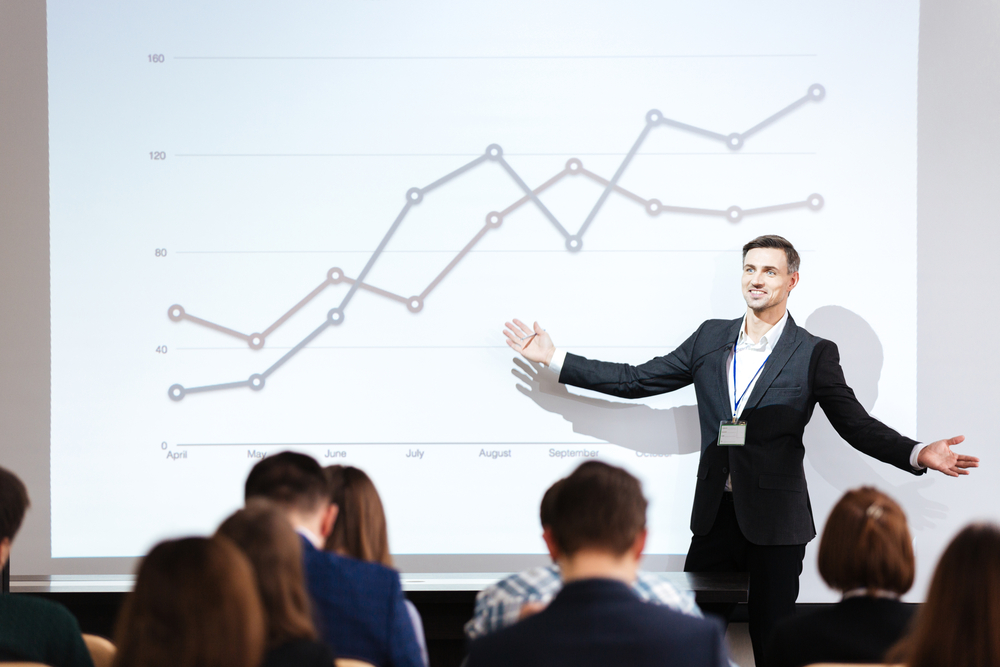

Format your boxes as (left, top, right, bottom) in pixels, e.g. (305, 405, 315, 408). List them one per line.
(387, 574, 425, 667)
(558, 326, 702, 399)
(812, 339, 923, 475)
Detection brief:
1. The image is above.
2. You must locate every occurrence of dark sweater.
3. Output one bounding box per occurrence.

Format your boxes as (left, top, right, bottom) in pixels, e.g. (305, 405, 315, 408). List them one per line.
(766, 596, 915, 667)
(0, 593, 94, 667)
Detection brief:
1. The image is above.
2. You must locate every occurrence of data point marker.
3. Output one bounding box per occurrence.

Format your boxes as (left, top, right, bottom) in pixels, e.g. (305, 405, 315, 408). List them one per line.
(167, 87, 826, 399)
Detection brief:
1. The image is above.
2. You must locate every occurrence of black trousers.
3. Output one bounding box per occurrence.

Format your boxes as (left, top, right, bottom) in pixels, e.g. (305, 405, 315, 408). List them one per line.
(683, 493, 806, 667)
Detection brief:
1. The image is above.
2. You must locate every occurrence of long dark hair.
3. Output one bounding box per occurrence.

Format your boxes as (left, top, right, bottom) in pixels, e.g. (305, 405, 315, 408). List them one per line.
(324, 465, 392, 566)
(113, 536, 265, 667)
(888, 522, 1000, 667)
(216, 499, 318, 647)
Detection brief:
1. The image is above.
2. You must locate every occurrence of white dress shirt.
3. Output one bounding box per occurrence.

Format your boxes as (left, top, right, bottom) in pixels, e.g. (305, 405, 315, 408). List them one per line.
(547, 312, 924, 481)
(295, 525, 326, 550)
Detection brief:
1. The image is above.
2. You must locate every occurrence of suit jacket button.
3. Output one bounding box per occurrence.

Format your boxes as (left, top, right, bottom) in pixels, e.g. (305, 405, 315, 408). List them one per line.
(722, 467, 729, 474)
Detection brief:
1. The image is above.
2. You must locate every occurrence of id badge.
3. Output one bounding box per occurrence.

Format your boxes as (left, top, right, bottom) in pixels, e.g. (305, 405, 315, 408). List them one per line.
(718, 420, 747, 446)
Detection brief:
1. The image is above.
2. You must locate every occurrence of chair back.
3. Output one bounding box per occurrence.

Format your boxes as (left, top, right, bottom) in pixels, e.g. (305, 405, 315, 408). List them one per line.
(82, 634, 117, 667)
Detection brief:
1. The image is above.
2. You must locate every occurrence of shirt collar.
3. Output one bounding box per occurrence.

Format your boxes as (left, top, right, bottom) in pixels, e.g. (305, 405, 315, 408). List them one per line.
(737, 309, 789, 352)
(295, 526, 325, 550)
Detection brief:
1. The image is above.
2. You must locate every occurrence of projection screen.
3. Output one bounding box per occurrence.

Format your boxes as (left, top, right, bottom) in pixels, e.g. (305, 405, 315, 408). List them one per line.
(2, 0, 998, 602)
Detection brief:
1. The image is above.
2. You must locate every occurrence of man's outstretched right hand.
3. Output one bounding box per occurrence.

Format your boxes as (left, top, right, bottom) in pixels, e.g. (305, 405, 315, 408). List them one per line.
(504, 319, 555, 366)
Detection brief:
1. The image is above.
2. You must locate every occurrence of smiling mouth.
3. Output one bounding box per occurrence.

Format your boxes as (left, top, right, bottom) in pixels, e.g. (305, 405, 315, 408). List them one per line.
(748, 289, 768, 297)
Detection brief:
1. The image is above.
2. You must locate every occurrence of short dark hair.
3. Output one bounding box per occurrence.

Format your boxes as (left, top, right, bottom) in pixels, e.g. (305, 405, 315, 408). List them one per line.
(244, 452, 329, 513)
(0, 466, 30, 542)
(742, 235, 800, 273)
(818, 487, 914, 595)
(539, 477, 566, 529)
(548, 461, 647, 557)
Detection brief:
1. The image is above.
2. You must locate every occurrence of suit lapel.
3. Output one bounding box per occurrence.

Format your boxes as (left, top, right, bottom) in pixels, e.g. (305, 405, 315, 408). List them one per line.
(714, 318, 743, 415)
(742, 314, 802, 412)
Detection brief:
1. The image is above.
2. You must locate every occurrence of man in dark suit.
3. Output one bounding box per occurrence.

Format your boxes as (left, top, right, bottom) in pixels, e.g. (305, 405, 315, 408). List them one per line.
(504, 234, 978, 666)
(466, 460, 729, 667)
(245, 452, 423, 667)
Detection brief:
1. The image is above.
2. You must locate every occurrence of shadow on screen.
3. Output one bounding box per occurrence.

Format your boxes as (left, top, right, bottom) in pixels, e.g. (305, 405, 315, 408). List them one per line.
(803, 305, 947, 529)
(510, 358, 701, 456)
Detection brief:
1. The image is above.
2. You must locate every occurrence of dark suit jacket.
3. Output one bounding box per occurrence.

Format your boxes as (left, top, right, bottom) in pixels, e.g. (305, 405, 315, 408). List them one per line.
(765, 596, 915, 667)
(560, 315, 923, 545)
(465, 578, 728, 667)
(300, 537, 423, 667)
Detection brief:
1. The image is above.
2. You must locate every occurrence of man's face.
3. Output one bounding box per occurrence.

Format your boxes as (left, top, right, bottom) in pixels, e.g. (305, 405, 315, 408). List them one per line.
(741, 247, 798, 314)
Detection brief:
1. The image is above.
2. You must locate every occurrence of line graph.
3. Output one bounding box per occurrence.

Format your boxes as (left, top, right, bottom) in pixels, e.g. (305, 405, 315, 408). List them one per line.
(167, 84, 826, 401)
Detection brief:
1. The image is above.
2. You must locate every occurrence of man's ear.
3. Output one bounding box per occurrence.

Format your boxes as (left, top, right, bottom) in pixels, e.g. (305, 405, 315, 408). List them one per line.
(320, 504, 339, 539)
(542, 527, 560, 562)
(0, 537, 11, 570)
(629, 529, 647, 562)
(787, 271, 800, 294)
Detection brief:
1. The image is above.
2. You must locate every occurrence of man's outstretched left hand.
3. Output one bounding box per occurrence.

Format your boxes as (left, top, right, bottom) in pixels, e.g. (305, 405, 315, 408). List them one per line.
(917, 436, 979, 477)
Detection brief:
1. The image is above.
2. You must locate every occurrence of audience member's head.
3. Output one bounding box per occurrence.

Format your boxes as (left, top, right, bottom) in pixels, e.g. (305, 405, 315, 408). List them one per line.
(818, 486, 914, 596)
(539, 477, 566, 530)
(244, 451, 335, 539)
(216, 499, 317, 649)
(0, 466, 30, 568)
(324, 465, 392, 566)
(113, 536, 265, 667)
(544, 461, 647, 581)
(889, 522, 1000, 667)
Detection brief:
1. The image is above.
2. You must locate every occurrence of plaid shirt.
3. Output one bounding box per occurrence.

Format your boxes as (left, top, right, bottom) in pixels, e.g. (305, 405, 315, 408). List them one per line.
(464, 565, 702, 640)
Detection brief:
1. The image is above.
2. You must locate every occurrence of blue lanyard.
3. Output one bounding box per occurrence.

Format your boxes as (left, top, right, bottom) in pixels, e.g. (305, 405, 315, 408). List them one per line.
(733, 338, 769, 421)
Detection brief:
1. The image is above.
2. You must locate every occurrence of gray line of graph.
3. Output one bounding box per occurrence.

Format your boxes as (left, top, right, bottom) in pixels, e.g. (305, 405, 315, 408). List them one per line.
(168, 84, 825, 401)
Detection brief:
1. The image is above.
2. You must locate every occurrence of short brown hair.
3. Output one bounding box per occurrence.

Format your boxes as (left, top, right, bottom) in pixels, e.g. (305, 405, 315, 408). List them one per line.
(742, 235, 800, 273)
(244, 451, 329, 513)
(216, 499, 317, 648)
(324, 466, 392, 567)
(549, 461, 647, 557)
(113, 536, 265, 667)
(889, 522, 1000, 667)
(539, 477, 566, 529)
(817, 487, 914, 595)
(0, 466, 30, 542)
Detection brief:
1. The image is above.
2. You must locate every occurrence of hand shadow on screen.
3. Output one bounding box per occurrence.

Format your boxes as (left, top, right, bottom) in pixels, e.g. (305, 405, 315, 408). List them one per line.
(803, 305, 947, 530)
(511, 358, 701, 456)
